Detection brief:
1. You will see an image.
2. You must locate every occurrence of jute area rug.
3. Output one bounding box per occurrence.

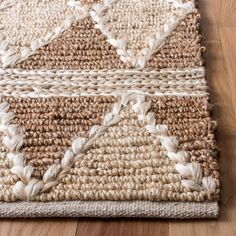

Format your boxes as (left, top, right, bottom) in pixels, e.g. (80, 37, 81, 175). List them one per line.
(0, 0, 219, 218)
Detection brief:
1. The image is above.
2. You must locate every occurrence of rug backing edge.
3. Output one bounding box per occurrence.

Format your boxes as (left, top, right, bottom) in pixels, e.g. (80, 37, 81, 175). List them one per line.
(0, 201, 219, 218)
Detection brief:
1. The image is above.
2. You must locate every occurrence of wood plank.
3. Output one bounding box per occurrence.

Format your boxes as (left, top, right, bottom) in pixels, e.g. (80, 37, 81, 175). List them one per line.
(76, 219, 168, 236)
(199, 0, 221, 26)
(199, 0, 236, 27)
(219, 26, 236, 111)
(218, 1, 236, 26)
(0, 219, 77, 236)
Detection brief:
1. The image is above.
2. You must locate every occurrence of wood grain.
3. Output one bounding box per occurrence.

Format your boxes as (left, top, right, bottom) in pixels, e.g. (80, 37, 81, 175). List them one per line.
(76, 219, 168, 236)
(0, 0, 235, 235)
(0, 220, 77, 236)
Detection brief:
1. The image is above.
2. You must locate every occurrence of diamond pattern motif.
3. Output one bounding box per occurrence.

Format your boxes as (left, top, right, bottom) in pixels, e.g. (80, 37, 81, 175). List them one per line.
(90, 0, 195, 68)
(0, 0, 87, 67)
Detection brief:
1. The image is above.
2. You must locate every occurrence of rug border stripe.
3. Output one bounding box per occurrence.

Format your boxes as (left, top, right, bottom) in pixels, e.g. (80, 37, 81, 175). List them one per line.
(0, 201, 219, 218)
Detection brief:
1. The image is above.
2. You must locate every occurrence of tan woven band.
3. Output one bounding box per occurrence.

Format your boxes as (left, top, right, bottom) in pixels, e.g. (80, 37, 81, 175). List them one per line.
(0, 201, 219, 218)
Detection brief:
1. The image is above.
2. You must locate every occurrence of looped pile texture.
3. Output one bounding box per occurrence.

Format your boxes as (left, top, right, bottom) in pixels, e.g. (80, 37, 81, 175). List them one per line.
(0, 0, 220, 218)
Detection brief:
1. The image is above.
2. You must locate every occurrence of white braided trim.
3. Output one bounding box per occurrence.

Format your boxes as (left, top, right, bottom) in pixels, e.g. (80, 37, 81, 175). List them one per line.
(67, 0, 96, 10)
(0, 94, 217, 200)
(90, 0, 196, 69)
(0, 1, 89, 67)
(0, 0, 13, 10)
(0, 67, 208, 98)
(0, 66, 206, 76)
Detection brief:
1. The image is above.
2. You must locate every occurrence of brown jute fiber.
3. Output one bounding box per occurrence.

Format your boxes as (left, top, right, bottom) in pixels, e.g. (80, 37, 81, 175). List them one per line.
(0, 0, 220, 218)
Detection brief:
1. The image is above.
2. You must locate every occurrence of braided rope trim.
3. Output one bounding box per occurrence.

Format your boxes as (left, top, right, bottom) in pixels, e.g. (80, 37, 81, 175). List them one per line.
(0, 1, 89, 67)
(0, 66, 206, 75)
(0, 94, 217, 201)
(90, 0, 196, 69)
(0, 67, 208, 97)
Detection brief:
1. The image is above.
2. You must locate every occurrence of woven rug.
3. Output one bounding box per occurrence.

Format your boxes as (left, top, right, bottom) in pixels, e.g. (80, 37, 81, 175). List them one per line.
(0, 0, 220, 218)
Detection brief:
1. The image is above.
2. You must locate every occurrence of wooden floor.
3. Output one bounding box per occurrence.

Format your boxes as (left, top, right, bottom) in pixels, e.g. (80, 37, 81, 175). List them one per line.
(0, 1, 236, 235)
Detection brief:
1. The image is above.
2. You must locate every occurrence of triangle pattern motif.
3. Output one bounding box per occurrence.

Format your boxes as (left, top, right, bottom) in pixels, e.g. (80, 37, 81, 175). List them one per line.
(0, 94, 216, 201)
(6, 0, 202, 70)
(90, 0, 196, 68)
(17, 17, 129, 70)
(2, 96, 115, 179)
(17, 12, 203, 70)
(0, 0, 88, 67)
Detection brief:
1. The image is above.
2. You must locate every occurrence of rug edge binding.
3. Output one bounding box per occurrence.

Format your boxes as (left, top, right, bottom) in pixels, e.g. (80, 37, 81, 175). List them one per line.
(0, 201, 219, 219)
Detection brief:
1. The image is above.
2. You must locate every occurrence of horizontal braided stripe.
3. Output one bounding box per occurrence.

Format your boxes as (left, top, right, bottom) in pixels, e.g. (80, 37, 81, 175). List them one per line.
(0, 67, 208, 97)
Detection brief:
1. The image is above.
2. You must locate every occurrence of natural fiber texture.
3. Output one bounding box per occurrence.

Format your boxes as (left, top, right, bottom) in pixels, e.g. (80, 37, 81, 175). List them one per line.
(17, 13, 204, 70)
(0, 95, 219, 202)
(0, 201, 219, 218)
(0, 0, 220, 218)
(0, 67, 208, 97)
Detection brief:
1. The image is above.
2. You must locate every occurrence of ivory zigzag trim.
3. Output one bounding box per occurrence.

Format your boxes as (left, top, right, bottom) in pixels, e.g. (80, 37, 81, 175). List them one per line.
(0, 0, 13, 10)
(0, 67, 208, 97)
(0, 94, 217, 201)
(0, 0, 89, 67)
(68, 0, 97, 10)
(90, 0, 196, 69)
(0, 0, 197, 68)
